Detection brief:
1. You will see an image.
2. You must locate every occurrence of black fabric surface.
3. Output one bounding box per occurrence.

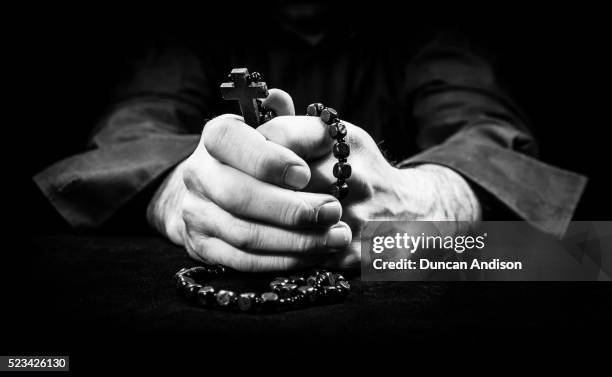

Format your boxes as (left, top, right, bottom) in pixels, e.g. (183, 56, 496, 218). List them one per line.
(3, 235, 612, 369)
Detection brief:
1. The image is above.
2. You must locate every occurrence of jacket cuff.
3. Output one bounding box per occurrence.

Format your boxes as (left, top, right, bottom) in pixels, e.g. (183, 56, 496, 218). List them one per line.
(398, 140, 588, 237)
(33, 134, 199, 229)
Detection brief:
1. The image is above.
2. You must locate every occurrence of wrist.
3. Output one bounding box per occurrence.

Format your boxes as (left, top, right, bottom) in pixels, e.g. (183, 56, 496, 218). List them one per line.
(393, 164, 482, 222)
(146, 161, 188, 245)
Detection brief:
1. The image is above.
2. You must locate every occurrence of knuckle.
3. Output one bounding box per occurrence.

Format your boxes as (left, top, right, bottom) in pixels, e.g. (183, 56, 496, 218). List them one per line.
(181, 165, 198, 192)
(182, 198, 215, 237)
(182, 161, 214, 198)
(248, 148, 270, 179)
(181, 206, 195, 226)
(224, 181, 254, 215)
(247, 142, 289, 182)
(203, 118, 233, 152)
(181, 203, 201, 231)
(184, 233, 207, 262)
(259, 118, 292, 146)
(196, 235, 217, 262)
(206, 174, 233, 206)
(281, 198, 315, 226)
(231, 219, 259, 250)
(183, 223, 201, 248)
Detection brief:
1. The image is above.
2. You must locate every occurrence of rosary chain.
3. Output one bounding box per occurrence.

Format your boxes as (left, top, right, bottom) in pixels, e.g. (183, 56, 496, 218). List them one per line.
(247, 73, 351, 200)
(307, 103, 351, 200)
(175, 266, 350, 312)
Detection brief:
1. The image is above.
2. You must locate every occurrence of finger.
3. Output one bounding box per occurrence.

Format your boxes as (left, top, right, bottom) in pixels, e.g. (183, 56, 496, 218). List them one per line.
(258, 116, 364, 162)
(304, 155, 337, 193)
(185, 233, 328, 272)
(202, 114, 311, 189)
(184, 154, 342, 227)
(321, 241, 362, 270)
(257, 115, 334, 160)
(261, 88, 295, 116)
(183, 195, 352, 253)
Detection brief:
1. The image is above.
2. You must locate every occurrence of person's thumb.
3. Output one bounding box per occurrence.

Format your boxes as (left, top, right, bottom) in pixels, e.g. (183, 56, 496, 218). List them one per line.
(260, 88, 295, 116)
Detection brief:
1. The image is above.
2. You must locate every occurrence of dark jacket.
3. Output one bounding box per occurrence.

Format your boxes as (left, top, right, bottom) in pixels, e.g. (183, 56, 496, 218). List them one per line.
(33, 25, 587, 237)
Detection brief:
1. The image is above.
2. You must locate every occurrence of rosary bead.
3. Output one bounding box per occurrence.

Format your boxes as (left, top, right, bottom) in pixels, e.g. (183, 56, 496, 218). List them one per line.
(316, 273, 331, 287)
(333, 162, 352, 179)
(332, 142, 350, 159)
(176, 279, 193, 296)
(186, 266, 212, 281)
(291, 293, 306, 308)
(279, 283, 298, 297)
(270, 277, 289, 292)
(261, 292, 280, 311)
(279, 296, 296, 308)
(331, 273, 345, 285)
(307, 103, 325, 116)
(216, 290, 237, 307)
(297, 285, 318, 303)
(261, 107, 276, 123)
(323, 271, 336, 285)
(321, 107, 339, 124)
(237, 292, 258, 312)
(185, 283, 203, 301)
(175, 268, 189, 279)
(336, 280, 351, 295)
(290, 275, 306, 286)
(248, 71, 262, 83)
(330, 181, 349, 200)
(306, 275, 318, 287)
(328, 121, 347, 139)
(175, 270, 190, 279)
(197, 286, 216, 306)
(189, 266, 209, 274)
(208, 264, 225, 278)
(175, 275, 194, 289)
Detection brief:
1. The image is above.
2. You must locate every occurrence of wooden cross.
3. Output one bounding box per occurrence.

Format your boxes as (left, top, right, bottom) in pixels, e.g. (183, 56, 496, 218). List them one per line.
(220, 68, 269, 127)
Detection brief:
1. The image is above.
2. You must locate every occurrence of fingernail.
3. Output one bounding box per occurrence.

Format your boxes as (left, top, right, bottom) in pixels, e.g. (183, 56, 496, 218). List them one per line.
(325, 225, 351, 249)
(284, 165, 310, 189)
(316, 201, 342, 224)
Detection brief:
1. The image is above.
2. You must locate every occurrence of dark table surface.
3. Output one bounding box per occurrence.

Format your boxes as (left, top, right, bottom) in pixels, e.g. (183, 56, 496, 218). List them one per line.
(3, 235, 612, 368)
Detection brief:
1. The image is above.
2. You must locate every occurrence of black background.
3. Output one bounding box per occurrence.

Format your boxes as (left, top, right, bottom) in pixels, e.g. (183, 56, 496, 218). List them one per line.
(8, 1, 612, 369)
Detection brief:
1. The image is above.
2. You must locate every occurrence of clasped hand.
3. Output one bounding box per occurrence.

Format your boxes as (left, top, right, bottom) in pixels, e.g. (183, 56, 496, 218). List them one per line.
(147, 89, 481, 271)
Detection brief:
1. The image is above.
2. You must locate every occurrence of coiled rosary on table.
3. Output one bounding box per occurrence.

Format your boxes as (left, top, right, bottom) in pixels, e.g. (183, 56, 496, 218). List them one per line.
(175, 68, 351, 311)
(175, 266, 350, 312)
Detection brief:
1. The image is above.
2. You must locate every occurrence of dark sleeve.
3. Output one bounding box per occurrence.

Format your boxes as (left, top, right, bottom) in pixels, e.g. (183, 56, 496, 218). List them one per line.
(33, 42, 211, 229)
(398, 35, 587, 237)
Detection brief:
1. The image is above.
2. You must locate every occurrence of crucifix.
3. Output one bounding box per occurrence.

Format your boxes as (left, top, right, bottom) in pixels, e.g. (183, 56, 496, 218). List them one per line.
(220, 68, 269, 127)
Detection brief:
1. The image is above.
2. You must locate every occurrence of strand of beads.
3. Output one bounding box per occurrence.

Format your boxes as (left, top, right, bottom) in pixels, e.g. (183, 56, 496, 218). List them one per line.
(174, 266, 350, 313)
(306, 103, 351, 200)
